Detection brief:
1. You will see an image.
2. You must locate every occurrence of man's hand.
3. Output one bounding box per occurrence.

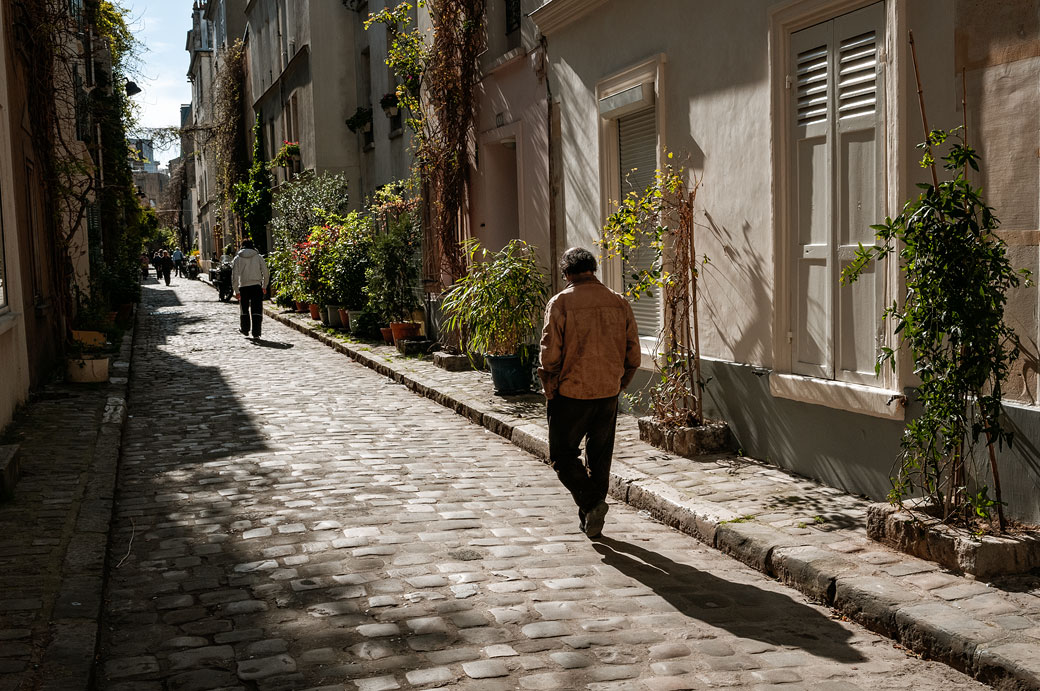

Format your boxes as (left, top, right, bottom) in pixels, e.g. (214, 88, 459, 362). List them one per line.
(262, 288, 267, 295)
(235, 293, 240, 301)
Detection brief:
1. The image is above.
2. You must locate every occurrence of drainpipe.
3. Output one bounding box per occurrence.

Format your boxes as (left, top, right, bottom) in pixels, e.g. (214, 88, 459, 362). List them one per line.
(539, 35, 559, 293)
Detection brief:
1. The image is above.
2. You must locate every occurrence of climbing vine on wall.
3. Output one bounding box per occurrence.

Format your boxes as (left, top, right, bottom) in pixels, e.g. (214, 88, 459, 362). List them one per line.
(11, 0, 146, 321)
(366, 0, 486, 287)
(232, 116, 273, 252)
(213, 38, 249, 237)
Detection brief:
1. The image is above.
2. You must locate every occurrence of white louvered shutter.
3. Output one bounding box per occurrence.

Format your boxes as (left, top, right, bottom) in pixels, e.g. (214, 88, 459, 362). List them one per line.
(791, 22, 834, 378)
(835, 4, 885, 385)
(618, 107, 661, 338)
(789, 2, 884, 383)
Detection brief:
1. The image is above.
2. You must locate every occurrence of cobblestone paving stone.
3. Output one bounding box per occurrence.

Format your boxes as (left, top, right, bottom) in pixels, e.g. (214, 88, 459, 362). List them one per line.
(96, 280, 990, 690)
(0, 330, 131, 691)
(269, 302, 1040, 687)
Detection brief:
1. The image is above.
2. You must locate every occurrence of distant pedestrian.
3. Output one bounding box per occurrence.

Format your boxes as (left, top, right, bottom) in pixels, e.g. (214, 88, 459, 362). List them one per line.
(172, 247, 185, 277)
(152, 250, 162, 279)
(231, 239, 269, 339)
(538, 247, 640, 538)
(140, 252, 150, 280)
(159, 250, 173, 286)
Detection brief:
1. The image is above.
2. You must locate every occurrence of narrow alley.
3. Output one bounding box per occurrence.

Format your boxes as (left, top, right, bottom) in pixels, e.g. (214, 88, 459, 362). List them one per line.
(92, 279, 985, 690)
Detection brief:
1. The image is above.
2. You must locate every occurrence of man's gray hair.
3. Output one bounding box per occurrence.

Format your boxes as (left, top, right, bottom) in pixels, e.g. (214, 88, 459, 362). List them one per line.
(560, 247, 597, 276)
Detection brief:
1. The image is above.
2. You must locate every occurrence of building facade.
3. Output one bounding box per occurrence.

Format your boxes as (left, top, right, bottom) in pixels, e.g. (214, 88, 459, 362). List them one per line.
(532, 0, 1040, 522)
(246, 0, 364, 208)
(186, 1, 219, 257)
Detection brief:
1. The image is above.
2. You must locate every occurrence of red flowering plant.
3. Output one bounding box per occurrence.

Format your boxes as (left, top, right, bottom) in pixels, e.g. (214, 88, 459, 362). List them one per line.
(271, 140, 301, 168)
(289, 239, 316, 304)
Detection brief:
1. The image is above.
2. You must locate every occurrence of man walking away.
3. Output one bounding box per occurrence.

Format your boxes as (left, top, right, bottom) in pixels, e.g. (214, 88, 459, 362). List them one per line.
(231, 239, 269, 339)
(538, 247, 641, 538)
(172, 247, 185, 277)
(159, 250, 173, 286)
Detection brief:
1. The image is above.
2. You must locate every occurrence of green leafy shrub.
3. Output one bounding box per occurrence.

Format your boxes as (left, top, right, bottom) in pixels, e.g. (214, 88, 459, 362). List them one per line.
(843, 127, 1031, 532)
(364, 211, 422, 323)
(441, 239, 550, 357)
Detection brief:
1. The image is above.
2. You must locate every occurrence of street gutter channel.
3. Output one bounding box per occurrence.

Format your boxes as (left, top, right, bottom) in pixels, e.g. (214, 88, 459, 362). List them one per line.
(262, 298, 1040, 691)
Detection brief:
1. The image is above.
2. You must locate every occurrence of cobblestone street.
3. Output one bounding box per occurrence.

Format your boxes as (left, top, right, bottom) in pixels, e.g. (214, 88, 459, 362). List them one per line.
(95, 279, 986, 690)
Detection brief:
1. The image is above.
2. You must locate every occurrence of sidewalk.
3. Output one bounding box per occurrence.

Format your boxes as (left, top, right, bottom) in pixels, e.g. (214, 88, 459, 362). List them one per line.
(0, 326, 133, 691)
(265, 304, 1040, 690)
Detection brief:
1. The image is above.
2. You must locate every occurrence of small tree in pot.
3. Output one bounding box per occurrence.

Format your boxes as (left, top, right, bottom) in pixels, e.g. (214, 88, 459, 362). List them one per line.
(441, 239, 550, 394)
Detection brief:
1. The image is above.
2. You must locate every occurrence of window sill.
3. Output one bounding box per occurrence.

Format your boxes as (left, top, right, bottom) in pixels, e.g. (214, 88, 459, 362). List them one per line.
(0, 310, 19, 338)
(389, 128, 403, 139)
(637, 336, 659, 370)
(770, 372, 905, 420)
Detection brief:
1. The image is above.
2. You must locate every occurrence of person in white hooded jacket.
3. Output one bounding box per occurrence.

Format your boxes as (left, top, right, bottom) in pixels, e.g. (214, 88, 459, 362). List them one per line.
(231, 239, 270, 338)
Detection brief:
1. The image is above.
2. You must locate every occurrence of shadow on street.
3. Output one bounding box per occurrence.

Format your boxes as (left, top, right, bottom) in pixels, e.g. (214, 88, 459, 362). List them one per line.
(592, 536, 867, 663)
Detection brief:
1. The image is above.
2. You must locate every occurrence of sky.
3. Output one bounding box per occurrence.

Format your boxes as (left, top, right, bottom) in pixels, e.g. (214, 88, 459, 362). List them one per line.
(123, 0, 193, 169)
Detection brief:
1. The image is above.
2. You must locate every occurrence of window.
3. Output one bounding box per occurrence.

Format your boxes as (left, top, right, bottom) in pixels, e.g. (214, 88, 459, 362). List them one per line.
(74, 68, 90, 141)
(24, 162, 42, 300)
(0, 176, 7, 312)
(505, 0, 521, 34)
(597, 56, 664, 347)
(505, 0, 521, 49)
(786, 2, 886, 386)
(617, 107, 661, 338)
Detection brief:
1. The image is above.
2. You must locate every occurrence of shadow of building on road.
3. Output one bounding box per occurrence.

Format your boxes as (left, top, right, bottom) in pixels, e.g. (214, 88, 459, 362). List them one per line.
(592, 536, 867, 663)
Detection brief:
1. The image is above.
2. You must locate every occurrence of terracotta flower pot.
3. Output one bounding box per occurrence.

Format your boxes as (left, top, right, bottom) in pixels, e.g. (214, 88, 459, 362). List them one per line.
(308, 303, 321, 320)
(389, 321, 421, 345)
(380, 327, 394, 345)
(295, 301, 307, 313)
(66, 356, 109, 383)
(337, 308, 350, 330)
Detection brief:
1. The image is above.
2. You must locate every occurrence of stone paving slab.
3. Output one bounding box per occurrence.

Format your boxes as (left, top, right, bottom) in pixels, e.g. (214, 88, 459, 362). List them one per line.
(266, 303, 1040, 690)
(0, 322, 134, 691)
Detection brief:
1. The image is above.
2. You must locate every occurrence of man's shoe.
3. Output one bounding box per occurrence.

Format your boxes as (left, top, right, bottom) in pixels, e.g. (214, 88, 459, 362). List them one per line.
(240, 329, 249, 336)
(582, 500, 608, 538)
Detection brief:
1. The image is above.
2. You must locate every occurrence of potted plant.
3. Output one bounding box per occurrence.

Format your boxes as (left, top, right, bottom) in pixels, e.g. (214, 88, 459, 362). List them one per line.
(328, 212, 373, 332)
(364, 210, 422, 344)
(65, 335, 112, 384)
(441, 239, 550, 395)
(380, 92, 399, 118)
(270, 140, 300, 169)
(346, 106, 373, 134)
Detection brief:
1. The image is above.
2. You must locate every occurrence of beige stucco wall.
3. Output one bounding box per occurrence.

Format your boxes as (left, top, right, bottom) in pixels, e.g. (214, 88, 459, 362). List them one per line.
(470, 42, 551, 270)
(546, 0, 775, 367)
(0, 5, 31, 432)
(248, 0, 367, 209)
(955, 0, 1040, 405)
(309, 5, 363, 199)
(542, 0, 1039, 380)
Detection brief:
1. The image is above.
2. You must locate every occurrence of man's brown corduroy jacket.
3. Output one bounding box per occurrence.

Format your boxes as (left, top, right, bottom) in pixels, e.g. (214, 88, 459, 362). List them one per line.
(538, 274, 642, 400)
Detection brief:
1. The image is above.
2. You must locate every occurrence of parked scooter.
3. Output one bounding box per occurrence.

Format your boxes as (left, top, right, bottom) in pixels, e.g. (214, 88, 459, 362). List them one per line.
(186, 256, 200, 280)
(209, 260, 233, 302)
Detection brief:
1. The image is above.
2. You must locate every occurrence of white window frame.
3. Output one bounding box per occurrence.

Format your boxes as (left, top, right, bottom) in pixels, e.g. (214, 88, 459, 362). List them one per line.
(769, 0, 908, 420)
(597, 54, 666, 367)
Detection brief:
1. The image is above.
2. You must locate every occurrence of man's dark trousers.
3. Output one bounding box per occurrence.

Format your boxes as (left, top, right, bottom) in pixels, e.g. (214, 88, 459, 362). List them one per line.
(547, 394, 619, 513)
(239, 284, 264, 337)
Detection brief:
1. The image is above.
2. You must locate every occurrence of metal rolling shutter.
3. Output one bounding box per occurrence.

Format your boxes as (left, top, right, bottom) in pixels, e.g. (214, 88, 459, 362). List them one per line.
(618, 107, 661, 338)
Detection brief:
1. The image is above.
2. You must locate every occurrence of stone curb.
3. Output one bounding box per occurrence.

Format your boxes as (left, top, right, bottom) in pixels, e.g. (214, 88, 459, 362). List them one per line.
(36, 313, 135, 691)
(263, 305, 1039, 690)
